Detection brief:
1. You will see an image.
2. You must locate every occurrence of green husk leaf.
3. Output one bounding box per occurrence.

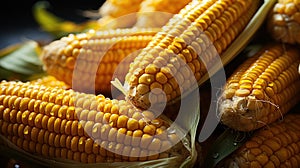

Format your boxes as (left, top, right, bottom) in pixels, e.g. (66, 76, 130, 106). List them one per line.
(0, 43, 23, 58)
(32, 1, 100, 38)
(32, 1, 75, 38)
(203, 129, 252, 168)
(0, 41, 45, 81)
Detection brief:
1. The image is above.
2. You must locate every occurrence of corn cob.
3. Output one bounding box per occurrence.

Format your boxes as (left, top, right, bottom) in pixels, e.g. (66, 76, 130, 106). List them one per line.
(99, 0, 143, 18)
(125, 0, 260, 109)
(218, 44, 300, 132)
(220, 113, 300, 168)
(29, 76, 70, 90)
(0, 81, 185, 163)
(41, 27, 159, 94)
(97, 0, 144, 29)
(134, 0, 192, 28)
(98, 0, 191, 29)
(267, 0, 300, 44)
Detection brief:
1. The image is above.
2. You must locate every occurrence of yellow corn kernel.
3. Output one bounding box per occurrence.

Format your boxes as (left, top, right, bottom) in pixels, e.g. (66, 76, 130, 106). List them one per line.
(134, 0, 192, 28)
(29, 76, 70, 89)
(41, 28, 159, 94)
(219, 44, 300, 131)
(97, 0, 144, 29)
(125, 0, 261, 109)
(267, 0, 300, 44)
(221, 114, 300, 168)
(0, 81, 185, 163)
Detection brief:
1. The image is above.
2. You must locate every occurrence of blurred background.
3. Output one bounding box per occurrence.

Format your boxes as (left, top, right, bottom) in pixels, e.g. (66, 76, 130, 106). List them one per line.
(0, 0, 105, 49)
(0, 1, 105, 167)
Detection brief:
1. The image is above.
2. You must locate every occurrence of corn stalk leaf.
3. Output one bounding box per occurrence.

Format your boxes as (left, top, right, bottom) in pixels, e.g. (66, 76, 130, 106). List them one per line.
(0, 41, 45, 81)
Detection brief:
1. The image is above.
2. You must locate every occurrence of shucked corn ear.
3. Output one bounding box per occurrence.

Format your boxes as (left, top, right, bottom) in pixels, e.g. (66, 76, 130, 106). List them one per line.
(267, 0, 300, 44)
(99, 0, 143, 18)
(29, 76, 70, 90)
(98, 0, 144, 29)
(220, 113, 300, 168)
(125, 0, 260, 109)
(41, 27, 159, 94)
(0, 81, 185, 163)
(218, 44, 300, 132)
(98, 0, 191, 29)
(134, 0, 192, 28)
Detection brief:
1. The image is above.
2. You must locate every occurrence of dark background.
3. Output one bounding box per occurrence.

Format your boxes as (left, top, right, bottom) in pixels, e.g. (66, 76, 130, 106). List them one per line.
(1, 2, 105, 166)
(0, 1, 104, 165)
(0, 0, 105, 49)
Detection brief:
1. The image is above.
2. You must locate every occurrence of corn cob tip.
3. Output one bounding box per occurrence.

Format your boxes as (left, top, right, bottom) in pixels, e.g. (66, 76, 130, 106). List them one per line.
(125, 0, 261, 109)
(0, 80, 189, 163)
(218, 44, 300, 132)
(218, 96, 264, 132)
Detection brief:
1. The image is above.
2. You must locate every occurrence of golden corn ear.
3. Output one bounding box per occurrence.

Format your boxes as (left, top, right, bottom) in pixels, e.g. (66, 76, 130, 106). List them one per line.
(29, 76, 70, 90)
(221, 114, 300, 168)
(41, 28, 159, 94)
(98, 0, 191, 29)
(134, 0, 192, 28)
(267, 0, 300, 44)
(125, 0, 260, 109)
(218, 44, 300, 132)
(0, 81, 185, 163)
(99, 0, 143, 18)
(98, 0, 144, 29)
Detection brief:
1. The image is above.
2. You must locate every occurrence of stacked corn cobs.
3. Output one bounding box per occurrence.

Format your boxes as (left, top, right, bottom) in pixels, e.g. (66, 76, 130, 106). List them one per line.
(1, 0, 300, 167)
(215, 0, 300, 167)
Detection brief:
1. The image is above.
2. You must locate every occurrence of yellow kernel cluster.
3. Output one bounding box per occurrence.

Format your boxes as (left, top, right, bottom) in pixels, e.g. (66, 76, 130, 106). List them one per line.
(219, 44, 300, 132)
(125, 0, 260, 109)
(29, 76, 70, 90)
(223, 114, 300, 168)
(0, 81, 183, 163)
(267, 0, 300, 44)
(41, 28, 159, 94)
(135, 0, 192, 28)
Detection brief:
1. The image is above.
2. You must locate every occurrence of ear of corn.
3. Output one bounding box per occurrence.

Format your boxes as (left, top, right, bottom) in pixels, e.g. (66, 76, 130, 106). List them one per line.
(0, 81, 186, 163)
(267, 0, 300, 44)
(134, 0, 192, 28)
(125, 0, 261, 109)
(29, 76, 70, 90)
(97, 0, 144, 29)
(97, 0, 192, 29)
(99, 0, 143, 18)
(218, 44, 300, 132)
(41, 28, 159, 94)
(220, 114, 300, 168)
